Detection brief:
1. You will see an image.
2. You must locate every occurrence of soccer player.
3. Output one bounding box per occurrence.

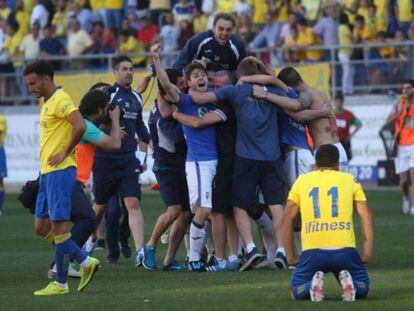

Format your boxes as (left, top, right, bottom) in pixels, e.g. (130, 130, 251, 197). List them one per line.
(152, 44, 220, 272)
(143, 69, 192, 270)
(173, 70, 240, 272)
(189, 57, 302, 271)
(92, 56, 151, 267)
(277, 67, 349, 172)
(283, 144, 373, 302)
(0, 113, 7, 216)
(24, 61, 99, 296)
(173, 13, 245, 73)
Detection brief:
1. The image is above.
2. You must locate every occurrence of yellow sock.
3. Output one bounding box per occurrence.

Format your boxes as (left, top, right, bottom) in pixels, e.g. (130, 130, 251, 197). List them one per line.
(44, 232, 55, 244)
(54, 232, 71, 244)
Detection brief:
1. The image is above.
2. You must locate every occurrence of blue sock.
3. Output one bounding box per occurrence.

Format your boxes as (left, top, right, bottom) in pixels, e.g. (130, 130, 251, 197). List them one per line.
(55, 233, 88, 284)
(292, 282, 311, 300)
(355, 280, 369, 299)
(0, 183, 4, 212)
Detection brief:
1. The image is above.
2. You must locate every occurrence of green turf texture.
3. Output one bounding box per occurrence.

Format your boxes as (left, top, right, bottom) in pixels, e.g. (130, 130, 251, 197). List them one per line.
(0, 190, 413, 310)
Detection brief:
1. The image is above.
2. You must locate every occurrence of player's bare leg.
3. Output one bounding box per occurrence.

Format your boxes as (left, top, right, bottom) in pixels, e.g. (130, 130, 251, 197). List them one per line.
(123, 197, 144, 266)
(269, 204, 288, 269)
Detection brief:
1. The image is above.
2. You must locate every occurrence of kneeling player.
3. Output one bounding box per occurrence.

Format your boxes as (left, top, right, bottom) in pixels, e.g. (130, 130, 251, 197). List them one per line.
(283, 144, 373, 302)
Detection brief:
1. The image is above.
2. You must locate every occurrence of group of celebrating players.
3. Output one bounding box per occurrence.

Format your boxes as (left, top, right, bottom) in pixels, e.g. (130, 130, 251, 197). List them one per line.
(22, 13, 373, 303)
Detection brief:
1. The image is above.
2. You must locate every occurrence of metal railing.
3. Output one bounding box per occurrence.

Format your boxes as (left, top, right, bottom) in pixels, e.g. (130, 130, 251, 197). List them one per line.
(1, 40, 413, 105)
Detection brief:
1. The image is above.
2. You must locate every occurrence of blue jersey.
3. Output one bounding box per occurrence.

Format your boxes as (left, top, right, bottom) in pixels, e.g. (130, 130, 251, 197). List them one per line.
(173, 30, 245, 72)
(148, 100, 186, 168)
(214, 84, 284, 161)
(278, 88, 310, 150)
(95, 83, 150, 159)
(178, 93, 218, 161)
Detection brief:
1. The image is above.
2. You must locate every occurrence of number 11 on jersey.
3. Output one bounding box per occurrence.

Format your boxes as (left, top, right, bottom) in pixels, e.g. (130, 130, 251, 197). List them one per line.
(309, 186, 339, 219)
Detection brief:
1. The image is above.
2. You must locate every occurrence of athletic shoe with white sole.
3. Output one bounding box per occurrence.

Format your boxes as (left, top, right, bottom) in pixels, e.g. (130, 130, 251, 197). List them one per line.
(254, 258, 276, 270)
(339, 270, 356, 302)
(402, 197, 410, 214)
(310, 271, 325, 302)
(274, 252, 288, 270)
(48, 262, 80, 280)
(135, 249, 145, 267)
(239, 247, 262, 271)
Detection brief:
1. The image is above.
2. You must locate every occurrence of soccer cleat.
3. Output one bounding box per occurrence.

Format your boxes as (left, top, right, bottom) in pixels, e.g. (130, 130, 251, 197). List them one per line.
(135, 250, 145, 267)
(274, 252, 288, 270)
(162, 259, 187, 271)
(410, 206, 414, 216)
(120, 241, 132, 258)
(143, 246, 156, 270)
(34, 281, 68, 296)
(188, 260, 205, 272)
(83, 236, 96, 256)
(226, 259, 240, 271)
(48, 262, 80, 280)
(339, 270, 356, 302)
(402, 197, 410, 214)
(254, 258, 276, 270)
(78, 257, 100, 292)
(310, 271, 325, 302)
(239, 247, 262, 271)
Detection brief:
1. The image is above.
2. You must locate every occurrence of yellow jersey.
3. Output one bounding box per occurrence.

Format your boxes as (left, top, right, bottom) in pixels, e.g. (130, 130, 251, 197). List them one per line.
(39, 88, 78, 174)
(118, 36, 146, 65)
(288, 169, 367, 251)
(397, 0, 413, 22)
(0, 115, 7, 145)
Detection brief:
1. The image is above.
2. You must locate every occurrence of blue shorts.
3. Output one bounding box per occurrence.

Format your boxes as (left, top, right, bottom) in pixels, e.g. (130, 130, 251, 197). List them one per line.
(232, 156, 285, 210)
(35, 167, 76, 221)
(93, 157, 141, 205)
(291, 248, 370, 288)
(0, 147, 7, 178)
(153, 163, 190, 211)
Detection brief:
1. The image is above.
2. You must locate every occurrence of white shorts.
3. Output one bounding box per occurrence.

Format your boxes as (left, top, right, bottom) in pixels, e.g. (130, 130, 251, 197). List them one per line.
(284, 149, 315, 188)
(315, 143, 349, 172)
(394, 145, 414, 174)
(186, 160, 217, 212)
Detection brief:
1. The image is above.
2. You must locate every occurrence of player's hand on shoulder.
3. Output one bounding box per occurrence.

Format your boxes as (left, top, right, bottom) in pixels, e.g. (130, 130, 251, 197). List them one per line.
(48, 150, 68, 167)
(252, 84, 267, 100)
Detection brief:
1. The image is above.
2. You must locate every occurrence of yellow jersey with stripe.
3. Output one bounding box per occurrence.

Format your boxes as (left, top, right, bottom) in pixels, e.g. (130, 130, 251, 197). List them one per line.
(288, 169, 367, 251)
(39, 88, 78, 174)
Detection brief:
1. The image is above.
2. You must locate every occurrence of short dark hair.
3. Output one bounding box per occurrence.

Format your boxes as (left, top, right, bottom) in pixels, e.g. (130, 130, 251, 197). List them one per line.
(206, 61, 224, 72)
(315, 144, 339, 168)
(112, 55, 133, 69)
(23, 60, 54, 79)
(237, 58, 260, 77)
(158, 68, 182, 96)
(277, 67, 303, 88)
(184, 62, 207, 82)
(120, 29, 131, 37)
(355, 14, 365, 23)
(213, 13, 236, 27)
(339, 12, 349, 25)
(335, 91, 344, 101)
(403, 79, 414, 87)
(88, 82, 111, 92)
(79, 90, 109, 117)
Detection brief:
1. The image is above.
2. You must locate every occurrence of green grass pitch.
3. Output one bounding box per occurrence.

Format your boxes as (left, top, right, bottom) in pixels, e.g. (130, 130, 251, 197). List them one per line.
(0, 190, 414, 310)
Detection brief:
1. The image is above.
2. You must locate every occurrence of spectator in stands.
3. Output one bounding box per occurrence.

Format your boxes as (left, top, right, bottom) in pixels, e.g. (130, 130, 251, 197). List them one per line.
(217, 0, 237, 14)
(248, 13, 281, 65)
(278, 11, 297, 47)
(69, 1, 98, 34)
(67, 18, 94, 69)
(159, 12, 180, 68)
(313, 4, 338, 59)
(338, 12, 354, 95)
(373, 0, 388, 32)
(408, 21, 414, 40)
(91, 21, 117, 53)
(177, 19, 194, 50)
(52, 0, 70, 44)
(8, 0, 29, 38)
(121, 17, 137, 37)
(396, 0, 413, 38)
(172, 0, 195, 24)
(0, 0, 11, 21)
(201, 0, 216, 30)
(124, 0, 138, 17)
(19, 22, 41, 60)
(137, 15, 158, 51)
(193, 7, 208, 33)
(127, 11, 140, 34)
(250, 0, 267, 30)
(39, 25, 65, 58)
(299, 0, 325, 24)
(136, 0, 150, 19)
(357, 0, 370, 24)
(2, 22, 22, 70)
(30, 0, 49, 29)
(118, 29, 146, 67)
(296, 19, 323, 63)
(149, 0, 170, 27)
(105, 0, 123, 31)
(0, 20, 15, 101)
(237, 13, 255, 45)
(283, 23, 301, 63)
(334, 91, 362, 161)
(90, 0, 106, 25)
(233, 0, 251, 17)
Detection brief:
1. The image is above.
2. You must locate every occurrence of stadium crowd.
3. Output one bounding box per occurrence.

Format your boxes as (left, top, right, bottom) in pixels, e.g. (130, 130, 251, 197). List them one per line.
(0, 0, 414, 101)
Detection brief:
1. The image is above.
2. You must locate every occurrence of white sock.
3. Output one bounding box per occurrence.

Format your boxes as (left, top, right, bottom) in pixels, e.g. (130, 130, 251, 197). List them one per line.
(80, 256, 90, 268)
(189, 222, 206, 262)
(215, 257, 226, 268)
(246, 242, 256, 253)
(256, 213, 277, 261)
(228, 254, 238, 262)
(55, 281, 67, 288)
(277, 247, 285, 255)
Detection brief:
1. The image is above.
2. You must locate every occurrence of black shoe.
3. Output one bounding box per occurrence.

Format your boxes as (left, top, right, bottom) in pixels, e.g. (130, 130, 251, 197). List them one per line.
(188, 260, 205, 272)
(120, 244, 131, 258)
(274, 252, 288, 270)
(239, 247, 262, 271)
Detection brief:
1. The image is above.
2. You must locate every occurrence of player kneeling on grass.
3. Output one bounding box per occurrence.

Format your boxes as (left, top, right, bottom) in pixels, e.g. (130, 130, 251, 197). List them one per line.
(283, 144, 374, 302)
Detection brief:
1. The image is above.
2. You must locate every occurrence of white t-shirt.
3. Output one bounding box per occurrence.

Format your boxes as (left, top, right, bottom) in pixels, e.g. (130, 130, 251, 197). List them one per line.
(280, 22, 292, 42)
(233, 2, 251, 16)
(30, 4, 49, 29)
(20, 34, 41, 59)
(160, 25, 180, 53)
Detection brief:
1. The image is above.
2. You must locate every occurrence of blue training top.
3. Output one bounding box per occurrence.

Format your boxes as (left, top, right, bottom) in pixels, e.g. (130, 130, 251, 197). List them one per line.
(214, 84, 285, 161)
(178, 93, 218, 162)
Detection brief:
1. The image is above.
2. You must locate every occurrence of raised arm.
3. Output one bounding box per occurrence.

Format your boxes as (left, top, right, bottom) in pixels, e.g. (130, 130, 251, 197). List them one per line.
(151, 43, 180, 103)
(135, 70, 154, 94)
(355, 200, 374, 264)
(173, 110, 223, 128)
(253, 85, 301, 111)
(282, 200, 300, 266)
